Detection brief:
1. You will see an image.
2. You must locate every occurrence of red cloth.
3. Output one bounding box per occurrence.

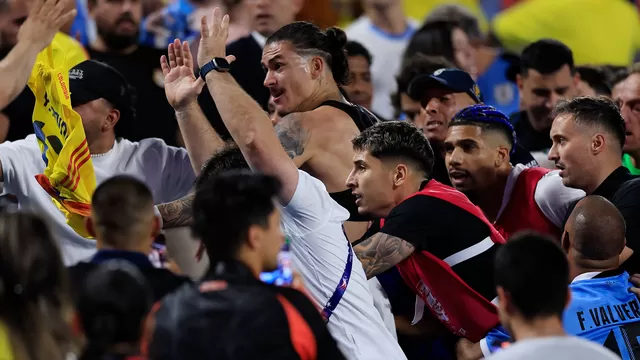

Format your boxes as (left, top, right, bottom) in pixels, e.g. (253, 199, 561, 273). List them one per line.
(494, 167, 562, 241)
(386, 180, 505, 342)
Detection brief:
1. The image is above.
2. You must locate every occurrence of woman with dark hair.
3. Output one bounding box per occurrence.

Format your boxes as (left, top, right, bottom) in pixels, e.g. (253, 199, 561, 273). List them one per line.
(77, 261, 153, 360)
(405, 20, 477, 79)
(0, 212, 78, 360)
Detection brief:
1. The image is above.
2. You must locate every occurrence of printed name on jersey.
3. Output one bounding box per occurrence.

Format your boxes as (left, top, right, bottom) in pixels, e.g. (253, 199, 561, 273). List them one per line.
(576, 299, 640, 331)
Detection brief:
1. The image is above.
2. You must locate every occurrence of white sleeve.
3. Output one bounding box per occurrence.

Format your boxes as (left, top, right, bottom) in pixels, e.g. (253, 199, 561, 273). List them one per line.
(139, 139, 196, 203)
(0, 136, 42, 195)
(281, 170, 349, 235)
(534, 170, 585, 228)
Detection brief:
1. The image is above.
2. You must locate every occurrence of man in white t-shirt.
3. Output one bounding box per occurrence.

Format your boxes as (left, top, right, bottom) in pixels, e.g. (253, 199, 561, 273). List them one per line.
(0, 60, 195, 265)
(163, 10, 405, 359)
(478, 232, 619, 360)
(345, 0, 417, 120)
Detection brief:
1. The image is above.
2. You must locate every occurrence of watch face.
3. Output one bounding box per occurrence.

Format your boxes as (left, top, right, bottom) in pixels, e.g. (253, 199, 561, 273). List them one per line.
(214, 58, 230, 70)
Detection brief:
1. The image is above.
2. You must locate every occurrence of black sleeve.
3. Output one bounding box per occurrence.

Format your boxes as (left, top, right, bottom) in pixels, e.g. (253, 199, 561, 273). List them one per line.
(379, 196, 446, 251)
(278, 288, 347, 360)
(379, 195, 491, 256)
(614, 178, 640, 251)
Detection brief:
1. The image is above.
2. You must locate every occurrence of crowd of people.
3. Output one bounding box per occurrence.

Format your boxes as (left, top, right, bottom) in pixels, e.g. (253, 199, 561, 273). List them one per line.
(1, 0, 640, 359)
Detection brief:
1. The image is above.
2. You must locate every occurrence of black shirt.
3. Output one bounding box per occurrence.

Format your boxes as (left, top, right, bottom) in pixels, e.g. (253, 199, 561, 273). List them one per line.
(566, 167, 640, 273)
(510, 111, 552, 153)
(148, 261, 344, 360)
(0, 47, 36, 141)
(375, 186, 498, 316)
(88, 46, 179, 146)
(68, 250, 190, 303)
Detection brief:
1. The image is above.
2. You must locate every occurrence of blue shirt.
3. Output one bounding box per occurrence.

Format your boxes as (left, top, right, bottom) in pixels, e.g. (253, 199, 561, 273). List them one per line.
(477, 54, 520, 116)
(483, 269, 640, 359)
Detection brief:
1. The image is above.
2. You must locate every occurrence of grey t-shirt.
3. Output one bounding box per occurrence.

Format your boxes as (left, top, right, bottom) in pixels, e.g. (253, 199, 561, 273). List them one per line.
(487, 336, 620, 360)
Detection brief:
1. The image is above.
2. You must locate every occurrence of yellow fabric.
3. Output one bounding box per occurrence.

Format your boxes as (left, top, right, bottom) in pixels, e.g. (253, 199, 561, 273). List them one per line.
(403, 0, 489, 32)
(492, 0, 640, 66)
(27, 37, 96, 239)
(0, 322, 14, 360)
(52, 32, 89, 69)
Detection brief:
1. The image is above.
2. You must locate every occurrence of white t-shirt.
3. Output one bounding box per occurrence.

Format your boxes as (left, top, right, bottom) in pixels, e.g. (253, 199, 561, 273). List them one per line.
(495, 164, 585, 228)
(487, 336, 620, 360)
(280, 170, 405, 360)
(346, 16, 418, 120)
(0, 135, 195, 265)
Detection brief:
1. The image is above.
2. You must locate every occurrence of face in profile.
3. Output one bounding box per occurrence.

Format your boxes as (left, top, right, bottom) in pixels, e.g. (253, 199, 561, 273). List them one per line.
(420, 88, 476, 145)
(248, 0, 300, 37)
(343, 55, 373, 110)
(73, 99, 117, 145)
(444, 125, 502, 194)
(451, 28, 477, 79)
(262, 41, 318, 116)
(612, 73, 640, 154)
(548, 114, 594, 191)
(517, 66, 579, 131)
(259, 208, 285, 272)
(90, 0, 142, 50)
(345, 150, 398, 218)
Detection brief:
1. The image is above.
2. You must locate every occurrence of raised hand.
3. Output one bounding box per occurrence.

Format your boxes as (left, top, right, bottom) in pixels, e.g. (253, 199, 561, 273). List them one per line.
(197, 7, 236, 69)
(18, 0, 78, 51)
(161, 39, 205, 111)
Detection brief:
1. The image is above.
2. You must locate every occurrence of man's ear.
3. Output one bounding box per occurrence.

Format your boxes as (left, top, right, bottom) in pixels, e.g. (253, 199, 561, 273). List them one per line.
(393, 163, 409, 187)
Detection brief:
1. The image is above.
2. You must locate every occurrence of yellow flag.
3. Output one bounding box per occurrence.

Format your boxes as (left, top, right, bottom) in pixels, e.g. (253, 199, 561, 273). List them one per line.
(27, 36, 96, 239)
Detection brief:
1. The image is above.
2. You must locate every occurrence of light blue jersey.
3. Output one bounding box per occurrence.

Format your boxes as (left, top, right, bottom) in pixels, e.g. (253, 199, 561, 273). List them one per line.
(483, 270, 640, 359)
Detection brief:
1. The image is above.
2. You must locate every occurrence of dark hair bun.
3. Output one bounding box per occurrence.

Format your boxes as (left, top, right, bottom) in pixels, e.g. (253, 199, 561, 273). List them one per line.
(325, 27, 348, 52)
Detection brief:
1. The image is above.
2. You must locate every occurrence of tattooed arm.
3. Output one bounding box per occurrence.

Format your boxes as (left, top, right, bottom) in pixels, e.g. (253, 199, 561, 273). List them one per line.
(274, 113, 314, 167)
(354, 232, 415, 279)
(157, 193, 194, 229)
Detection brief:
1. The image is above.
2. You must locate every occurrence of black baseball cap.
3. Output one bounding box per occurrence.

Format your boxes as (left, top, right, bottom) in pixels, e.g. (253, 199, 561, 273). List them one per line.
(407, 68, 482, 104)
(69, 60, 136, 121)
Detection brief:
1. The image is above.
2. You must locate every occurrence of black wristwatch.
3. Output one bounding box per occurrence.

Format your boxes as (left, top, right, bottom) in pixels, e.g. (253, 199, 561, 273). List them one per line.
(199, 57, 231, 79)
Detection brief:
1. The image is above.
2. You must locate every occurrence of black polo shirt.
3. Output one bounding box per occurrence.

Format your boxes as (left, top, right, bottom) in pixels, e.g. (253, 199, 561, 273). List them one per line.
(510, 111, 552, 153)
(566, 167, 640, 273)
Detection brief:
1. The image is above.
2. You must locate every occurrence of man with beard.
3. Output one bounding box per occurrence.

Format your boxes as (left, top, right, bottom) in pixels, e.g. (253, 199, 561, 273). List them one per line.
(408, 68, 537, 185)
(87, 0, 179, 145)
(612, 64, 640, 175)
(444, 104, 584, 240)
(511, 39, 580, 167)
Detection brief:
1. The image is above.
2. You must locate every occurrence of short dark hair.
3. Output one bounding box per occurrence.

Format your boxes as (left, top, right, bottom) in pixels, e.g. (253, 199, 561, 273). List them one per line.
(192, 171, 281, 262)
(576, 66, 611, 96)
(602, 64, 631, 89)
(423, 4, 482, 41)
(450, 105, 515, 150)
(91, 176, 155, 247)
(404, 20, 461, 67)
(520, 39, 574, 77)
(552, 96, 626, 150)
(496, 231, 569, 320)
(196, 144, 249, 189)
(352, 121, 434, 177)
(345, 40, 372, 65)
(78, 261, 153, 354)
(267, 22, 350, 86)
(393, 53, 456, 118)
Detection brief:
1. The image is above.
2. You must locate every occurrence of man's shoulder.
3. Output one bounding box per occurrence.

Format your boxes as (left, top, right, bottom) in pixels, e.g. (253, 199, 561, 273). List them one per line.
(226, 34, 261, 53)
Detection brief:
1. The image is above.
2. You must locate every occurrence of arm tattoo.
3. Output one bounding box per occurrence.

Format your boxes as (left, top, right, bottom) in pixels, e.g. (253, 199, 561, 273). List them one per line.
(275, 114, 309, 159)
(157, 193, 194, 229)
(354, 233, 415, 279)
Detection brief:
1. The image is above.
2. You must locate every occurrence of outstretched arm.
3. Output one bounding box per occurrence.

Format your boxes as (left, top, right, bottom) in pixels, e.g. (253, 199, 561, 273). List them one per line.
(0, 0, 76, 110)
(161, 40, 224, 174)
(156, 192, 194, 229)
(354, 233, 415, 279)
(196, 8, 299, 204)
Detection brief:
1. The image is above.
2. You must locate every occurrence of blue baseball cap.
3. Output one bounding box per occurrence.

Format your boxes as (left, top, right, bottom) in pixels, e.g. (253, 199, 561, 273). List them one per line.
(407, 68, 482, 104)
